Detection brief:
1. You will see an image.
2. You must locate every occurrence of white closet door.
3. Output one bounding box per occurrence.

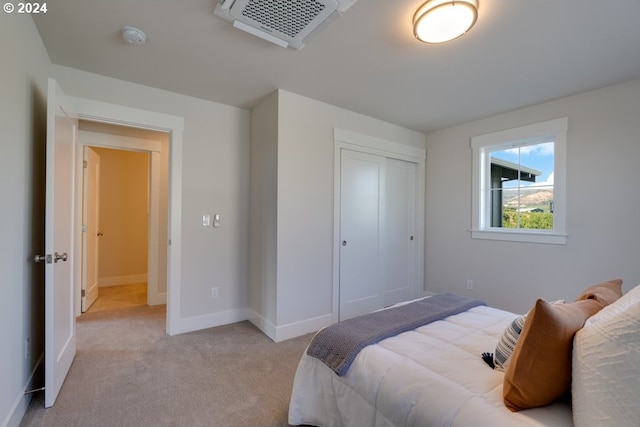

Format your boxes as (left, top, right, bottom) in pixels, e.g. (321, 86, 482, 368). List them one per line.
(381, 158, 416, 307)
(339, 149, 418, 320)
(339, 149, 383, 320)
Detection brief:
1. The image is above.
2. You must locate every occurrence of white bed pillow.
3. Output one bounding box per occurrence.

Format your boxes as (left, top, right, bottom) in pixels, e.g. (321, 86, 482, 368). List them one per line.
(572, 284, 640, 427)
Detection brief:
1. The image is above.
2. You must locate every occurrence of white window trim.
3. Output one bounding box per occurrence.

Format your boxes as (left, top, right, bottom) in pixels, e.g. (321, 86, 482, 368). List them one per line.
(471, 117, 568, 245)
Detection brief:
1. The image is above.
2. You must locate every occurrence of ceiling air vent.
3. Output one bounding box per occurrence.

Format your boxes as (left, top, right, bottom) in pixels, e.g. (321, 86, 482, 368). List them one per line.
(214, 0, 358, 49)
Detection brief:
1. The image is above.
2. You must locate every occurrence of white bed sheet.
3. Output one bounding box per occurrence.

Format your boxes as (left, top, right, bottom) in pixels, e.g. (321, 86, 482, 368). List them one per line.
(288, 305, 573, 427)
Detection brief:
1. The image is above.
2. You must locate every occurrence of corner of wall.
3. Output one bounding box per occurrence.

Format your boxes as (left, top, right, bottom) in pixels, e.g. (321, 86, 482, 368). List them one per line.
(272, 314, 332, 343)
(248, 310, 277, 342)
(168, 308, 250, 336)
(249, 311, 332, 343)
(3, 353, 43, 427)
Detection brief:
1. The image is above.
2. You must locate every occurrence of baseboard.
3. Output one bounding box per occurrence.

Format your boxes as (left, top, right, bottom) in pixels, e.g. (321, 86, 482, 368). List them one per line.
(273, 313, 332, 342)
(248, 311, 332, 343)
(98, 274, 147, 287)
(168, 308, 332, 341)
(2, 353, 43, 427)
(248, 311, 277, 341)
(148, 291, 167, 306)
(168, 308, 250, 335)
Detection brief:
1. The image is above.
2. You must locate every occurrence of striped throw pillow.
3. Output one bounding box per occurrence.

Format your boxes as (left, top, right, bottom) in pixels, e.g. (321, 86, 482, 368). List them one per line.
(494, 314, 527, 371)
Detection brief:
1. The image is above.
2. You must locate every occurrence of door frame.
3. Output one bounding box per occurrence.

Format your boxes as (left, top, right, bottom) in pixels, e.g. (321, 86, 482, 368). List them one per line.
(69, 96, 184, 335)
(76, 132, 164, 313)
(332, 128, 426, 323)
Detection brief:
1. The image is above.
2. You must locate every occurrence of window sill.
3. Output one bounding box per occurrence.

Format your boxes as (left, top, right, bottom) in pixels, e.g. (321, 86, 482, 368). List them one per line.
(471, 229, 567, 245)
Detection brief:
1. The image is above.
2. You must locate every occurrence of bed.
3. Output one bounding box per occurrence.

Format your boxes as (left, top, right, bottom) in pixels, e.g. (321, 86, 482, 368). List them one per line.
(288, 281, 640, 427)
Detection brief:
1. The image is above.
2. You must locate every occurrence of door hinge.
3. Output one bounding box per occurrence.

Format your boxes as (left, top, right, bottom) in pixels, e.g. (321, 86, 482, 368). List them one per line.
(83, 160, 88, 168)
(81, 289, 86, 297)
(82, 225, 87, 233)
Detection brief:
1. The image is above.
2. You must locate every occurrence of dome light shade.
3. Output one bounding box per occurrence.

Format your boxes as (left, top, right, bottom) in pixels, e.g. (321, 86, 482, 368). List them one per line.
(413, 0, 478, 44)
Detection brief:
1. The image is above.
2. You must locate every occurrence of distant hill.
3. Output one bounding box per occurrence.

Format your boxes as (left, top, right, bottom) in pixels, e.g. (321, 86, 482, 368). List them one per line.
(503, 189, 553, 211)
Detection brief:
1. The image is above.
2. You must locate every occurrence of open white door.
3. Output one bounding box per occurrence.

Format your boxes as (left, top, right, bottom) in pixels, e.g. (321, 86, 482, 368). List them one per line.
(81, 146, 100, 311)
(42, 78, 77, 407)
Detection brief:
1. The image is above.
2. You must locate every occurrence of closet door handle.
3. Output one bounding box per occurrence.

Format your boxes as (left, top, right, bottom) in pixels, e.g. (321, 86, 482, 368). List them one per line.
(342, 240, 347, 246)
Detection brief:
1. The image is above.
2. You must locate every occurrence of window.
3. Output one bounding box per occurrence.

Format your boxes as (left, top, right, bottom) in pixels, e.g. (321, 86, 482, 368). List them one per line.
(471, 118, 568, 244)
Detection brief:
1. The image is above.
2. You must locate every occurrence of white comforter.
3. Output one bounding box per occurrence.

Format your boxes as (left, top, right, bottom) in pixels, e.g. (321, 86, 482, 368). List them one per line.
(288, 305, 573, 427)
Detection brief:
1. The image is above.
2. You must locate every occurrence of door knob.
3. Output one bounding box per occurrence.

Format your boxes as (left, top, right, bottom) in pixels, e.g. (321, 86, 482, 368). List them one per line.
(54, 252, 68, 263)
(342, 240, 347, 246)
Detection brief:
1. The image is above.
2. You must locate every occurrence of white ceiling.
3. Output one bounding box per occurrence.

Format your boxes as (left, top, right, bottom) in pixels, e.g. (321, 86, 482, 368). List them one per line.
(33, 0, 640, 134)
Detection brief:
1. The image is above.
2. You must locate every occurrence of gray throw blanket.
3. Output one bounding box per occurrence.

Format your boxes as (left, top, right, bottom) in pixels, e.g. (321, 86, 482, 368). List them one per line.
(307, 293, 486, 376)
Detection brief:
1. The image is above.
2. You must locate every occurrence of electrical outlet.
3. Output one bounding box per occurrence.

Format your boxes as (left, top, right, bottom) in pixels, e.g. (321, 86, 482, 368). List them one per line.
(466, 280, 474, 290)
(24, 338, 30, 359)
(211, 287, 219, 299)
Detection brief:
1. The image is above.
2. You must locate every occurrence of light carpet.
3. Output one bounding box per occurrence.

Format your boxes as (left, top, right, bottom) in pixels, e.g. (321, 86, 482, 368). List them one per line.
(20, 305, 315, 427)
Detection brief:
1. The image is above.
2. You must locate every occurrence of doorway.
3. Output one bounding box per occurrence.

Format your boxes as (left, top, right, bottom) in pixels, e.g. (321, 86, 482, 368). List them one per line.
(74, 120, 170, 317)
(45, 85, 185, 406)
(82, 145, 150, 313)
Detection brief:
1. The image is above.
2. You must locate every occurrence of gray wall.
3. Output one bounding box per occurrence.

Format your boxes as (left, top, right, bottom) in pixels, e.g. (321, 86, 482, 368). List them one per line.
(424, 78, 640, 314)
(276, 90, 425, 326)
(249, 89, 426, 341)
(0, 14, 50, 427)
(249, 90, 279, 333)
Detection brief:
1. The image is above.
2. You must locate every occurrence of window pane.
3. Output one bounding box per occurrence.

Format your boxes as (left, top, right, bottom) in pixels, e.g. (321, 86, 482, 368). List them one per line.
(489, 142, 554, 230)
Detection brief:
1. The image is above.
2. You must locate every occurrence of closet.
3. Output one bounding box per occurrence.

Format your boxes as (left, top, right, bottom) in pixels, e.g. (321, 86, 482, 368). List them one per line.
(338, 148, 418, 320)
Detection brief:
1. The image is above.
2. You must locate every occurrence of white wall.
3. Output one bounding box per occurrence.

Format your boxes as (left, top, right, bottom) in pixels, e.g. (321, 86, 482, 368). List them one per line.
(424, 78, 640, 314)
(249, 89, 426, 341)
(51, 65, 251, 324)
(0, 14, 50, 427)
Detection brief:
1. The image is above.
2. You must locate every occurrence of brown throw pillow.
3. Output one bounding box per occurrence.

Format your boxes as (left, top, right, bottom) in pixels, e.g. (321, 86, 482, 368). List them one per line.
(503, 298, 603, 412)
(575, 279, 623, 306)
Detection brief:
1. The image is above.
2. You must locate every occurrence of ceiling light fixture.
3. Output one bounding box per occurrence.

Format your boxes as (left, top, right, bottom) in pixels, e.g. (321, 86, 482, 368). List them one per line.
(121, 26, 147, 45)
(413, 0, 478, 44)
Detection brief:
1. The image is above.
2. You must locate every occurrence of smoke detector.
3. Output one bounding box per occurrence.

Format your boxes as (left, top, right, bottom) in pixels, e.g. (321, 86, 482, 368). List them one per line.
(121, 26, 147, 45)
(214, 0, 358, 49)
